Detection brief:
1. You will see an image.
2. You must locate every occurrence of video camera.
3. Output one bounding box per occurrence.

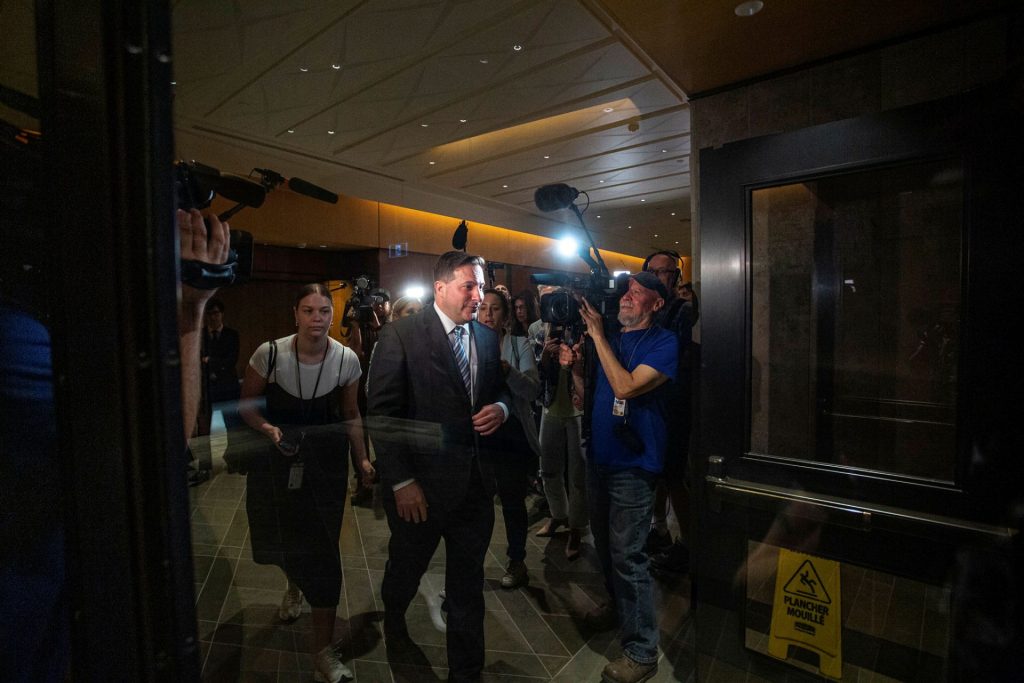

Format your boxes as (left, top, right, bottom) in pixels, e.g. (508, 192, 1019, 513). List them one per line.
(174, 160, 262, 289)
(340, 276, 387, 327)
(533, 271, 628, 346)
(174, 161, 339, 290)
(530, 183, 628, 345)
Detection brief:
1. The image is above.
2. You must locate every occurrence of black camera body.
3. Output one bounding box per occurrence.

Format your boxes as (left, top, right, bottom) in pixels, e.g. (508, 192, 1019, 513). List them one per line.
(174, 161, 260, 289)
(535, 271, 629, 345)
(342, 276, 386, 325)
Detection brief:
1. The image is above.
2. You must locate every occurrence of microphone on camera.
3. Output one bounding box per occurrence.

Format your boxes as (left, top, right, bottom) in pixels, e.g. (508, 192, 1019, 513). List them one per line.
(534, 184, 580, 212)
(288, 177, 338, 204)
(253, 168, 339, 204)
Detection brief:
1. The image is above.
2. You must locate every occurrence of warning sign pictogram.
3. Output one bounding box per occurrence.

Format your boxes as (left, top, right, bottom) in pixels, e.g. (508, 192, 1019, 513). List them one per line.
(783, 559, 832, 604)
(768, 550, 842, 679)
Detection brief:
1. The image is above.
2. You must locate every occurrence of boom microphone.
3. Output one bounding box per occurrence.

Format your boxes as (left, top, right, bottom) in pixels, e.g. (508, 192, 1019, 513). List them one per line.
(534, 184, 580, 212)
(288, 177, 338, 204)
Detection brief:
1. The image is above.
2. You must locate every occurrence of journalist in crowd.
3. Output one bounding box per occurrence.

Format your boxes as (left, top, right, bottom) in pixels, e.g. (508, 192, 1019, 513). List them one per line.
(560, 271, 678, 683)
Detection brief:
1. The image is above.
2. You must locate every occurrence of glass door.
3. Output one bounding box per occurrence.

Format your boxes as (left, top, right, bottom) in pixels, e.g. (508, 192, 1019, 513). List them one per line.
(692, 85, 1023, 681)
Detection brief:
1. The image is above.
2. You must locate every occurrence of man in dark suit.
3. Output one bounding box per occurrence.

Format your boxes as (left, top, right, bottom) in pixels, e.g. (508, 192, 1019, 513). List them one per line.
(192, 298, 241, 474)
(367, 251, 510, 682)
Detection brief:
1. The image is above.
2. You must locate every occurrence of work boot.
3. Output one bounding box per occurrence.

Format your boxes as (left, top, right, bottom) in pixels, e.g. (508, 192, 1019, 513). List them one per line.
(601, 654, 657, 683)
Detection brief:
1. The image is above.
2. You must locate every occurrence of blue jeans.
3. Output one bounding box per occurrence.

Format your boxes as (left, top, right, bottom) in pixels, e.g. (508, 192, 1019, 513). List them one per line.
(587, 463, 659, 664)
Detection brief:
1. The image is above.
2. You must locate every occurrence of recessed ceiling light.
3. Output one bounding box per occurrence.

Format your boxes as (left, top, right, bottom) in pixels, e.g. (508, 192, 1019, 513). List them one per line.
(662, 149, 668, 153)
(675, 241, 680, 244)
(640, 199, 646, 202)
(596, 215, 601, 218)
(170, 80, 177, 85)
(599, 180, 605, 183)
(319, 244, 327, 248)
(513, 44, 523, 52)
(459, 119, 467, 123)
(627, 225, 632, 229)
(479, 59, 489, 64)
(603, 107, 614, 113)
(429, 161, 436, 165)
(670, 212, 676, 216)
(328, 130, 335, 134)
(502, 184, 508, 188)
(654, 234, 659, 237)
(543, 155, 550, 159)
(734, 0, 764, 17)
(287, 129, 295, 133)
(299, 67, 309, 72)
(331, 64, 341, 70)
(420, 123, 429, 128)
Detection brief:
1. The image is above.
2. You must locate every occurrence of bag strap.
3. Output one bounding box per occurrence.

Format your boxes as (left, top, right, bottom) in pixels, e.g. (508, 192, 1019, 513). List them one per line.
(266, 339, 278, 383)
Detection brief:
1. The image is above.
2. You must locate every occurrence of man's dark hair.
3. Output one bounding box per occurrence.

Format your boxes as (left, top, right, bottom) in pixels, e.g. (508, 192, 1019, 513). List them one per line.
(370, 287, 391, 302)
(205, 298, 225, 314)
(433, 250, 485, 284)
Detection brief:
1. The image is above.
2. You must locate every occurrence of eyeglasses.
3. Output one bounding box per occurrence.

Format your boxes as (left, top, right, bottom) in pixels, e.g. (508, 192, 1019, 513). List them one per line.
(646, 267, 678, 277)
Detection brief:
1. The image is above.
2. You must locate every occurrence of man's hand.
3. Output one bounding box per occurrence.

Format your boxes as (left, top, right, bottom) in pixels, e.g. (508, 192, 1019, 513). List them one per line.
(178, 208, 229, 309)
(579, 298, 604, 341)
(472, 403, 504, 436)
(559, 342, 582, 368)
(358, 458, 377, 489)
(395, 481, 428, 523)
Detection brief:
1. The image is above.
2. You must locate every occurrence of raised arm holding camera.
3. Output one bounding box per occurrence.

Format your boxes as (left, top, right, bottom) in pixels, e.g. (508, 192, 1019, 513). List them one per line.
(558, 271, 678, 683)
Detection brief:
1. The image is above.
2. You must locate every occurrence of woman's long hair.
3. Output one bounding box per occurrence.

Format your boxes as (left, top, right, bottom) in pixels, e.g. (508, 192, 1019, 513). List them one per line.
(510, 289, 539, 337)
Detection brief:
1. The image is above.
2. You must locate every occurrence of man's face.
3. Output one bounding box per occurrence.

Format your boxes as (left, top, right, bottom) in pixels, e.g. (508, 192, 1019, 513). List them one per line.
(204, 307, 223, 329)
(645, 254, 679, 294)
(617, 279, 664, 329)
(435, 264, 484, 324)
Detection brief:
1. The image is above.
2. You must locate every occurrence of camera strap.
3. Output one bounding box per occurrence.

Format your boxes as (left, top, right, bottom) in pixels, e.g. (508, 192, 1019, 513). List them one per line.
(180, 256, 239, 290)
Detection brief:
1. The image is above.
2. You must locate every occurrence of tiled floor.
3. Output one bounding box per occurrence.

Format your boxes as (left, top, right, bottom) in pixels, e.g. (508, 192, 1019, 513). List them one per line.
(189, 433, 695, 682)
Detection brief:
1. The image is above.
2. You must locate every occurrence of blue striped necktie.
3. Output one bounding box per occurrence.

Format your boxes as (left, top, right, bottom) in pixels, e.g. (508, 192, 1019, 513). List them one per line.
(451, 326, 471, 398)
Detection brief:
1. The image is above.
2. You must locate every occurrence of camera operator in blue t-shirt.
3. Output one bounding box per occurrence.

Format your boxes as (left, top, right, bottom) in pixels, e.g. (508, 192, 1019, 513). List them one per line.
(558, 271, 677, 683)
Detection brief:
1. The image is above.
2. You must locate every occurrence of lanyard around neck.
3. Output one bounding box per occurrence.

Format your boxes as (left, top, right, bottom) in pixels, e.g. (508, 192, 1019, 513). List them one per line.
(294, 336, 329, 414)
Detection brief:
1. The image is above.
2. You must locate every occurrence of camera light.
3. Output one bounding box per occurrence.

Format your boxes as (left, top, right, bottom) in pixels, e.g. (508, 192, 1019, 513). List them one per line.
(405, 285, 426, 299)
(556, 236, 578, 258)
(613, 270, 630, 277)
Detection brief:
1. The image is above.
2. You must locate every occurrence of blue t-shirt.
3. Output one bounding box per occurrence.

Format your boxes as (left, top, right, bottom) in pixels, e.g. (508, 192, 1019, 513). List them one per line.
(590, 326, 678, 473)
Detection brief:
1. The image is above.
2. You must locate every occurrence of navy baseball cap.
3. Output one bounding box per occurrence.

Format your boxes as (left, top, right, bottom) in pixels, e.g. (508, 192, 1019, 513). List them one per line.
(630, 271, 668, 300)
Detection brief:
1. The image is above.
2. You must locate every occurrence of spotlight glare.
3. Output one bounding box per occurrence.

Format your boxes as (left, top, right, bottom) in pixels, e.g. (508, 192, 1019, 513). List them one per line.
(405, 285, 426, 299)
(556, 236, 579, 258)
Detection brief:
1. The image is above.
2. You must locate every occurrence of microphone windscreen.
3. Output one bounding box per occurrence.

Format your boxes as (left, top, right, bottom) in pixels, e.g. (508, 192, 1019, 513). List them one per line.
(217, 173, 267, 208)
(288, 177, 338, 204)
(452, 221, 469, 250)
(534, 184, 580, 212)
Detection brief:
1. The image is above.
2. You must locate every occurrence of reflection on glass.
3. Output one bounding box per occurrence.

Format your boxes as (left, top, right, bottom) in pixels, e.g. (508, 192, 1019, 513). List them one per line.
(750, 160, 962, 481)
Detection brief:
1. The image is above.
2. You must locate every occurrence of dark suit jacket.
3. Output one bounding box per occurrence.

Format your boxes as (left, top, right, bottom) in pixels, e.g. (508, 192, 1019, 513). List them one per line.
(366, 306, 511, 508)
(202, 326, 240, 402)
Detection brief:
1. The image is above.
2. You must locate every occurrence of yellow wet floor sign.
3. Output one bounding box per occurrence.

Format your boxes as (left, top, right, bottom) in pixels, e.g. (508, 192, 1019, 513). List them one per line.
(768, 549, 842, 678)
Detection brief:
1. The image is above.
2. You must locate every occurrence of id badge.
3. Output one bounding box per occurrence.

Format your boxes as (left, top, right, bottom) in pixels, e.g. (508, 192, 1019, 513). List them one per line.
(287, 462, 305, 490)
(612, 397, 627, 417)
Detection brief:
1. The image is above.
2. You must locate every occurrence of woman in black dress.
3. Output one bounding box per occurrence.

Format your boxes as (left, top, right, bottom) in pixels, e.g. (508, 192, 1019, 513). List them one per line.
(239, 283, 373, 683)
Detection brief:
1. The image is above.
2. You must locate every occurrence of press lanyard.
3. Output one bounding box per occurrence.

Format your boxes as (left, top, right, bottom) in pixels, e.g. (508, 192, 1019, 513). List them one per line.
(620, 326, 654, 369)
(294, 336, 329, 422)
(612, 326, 654, 420)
